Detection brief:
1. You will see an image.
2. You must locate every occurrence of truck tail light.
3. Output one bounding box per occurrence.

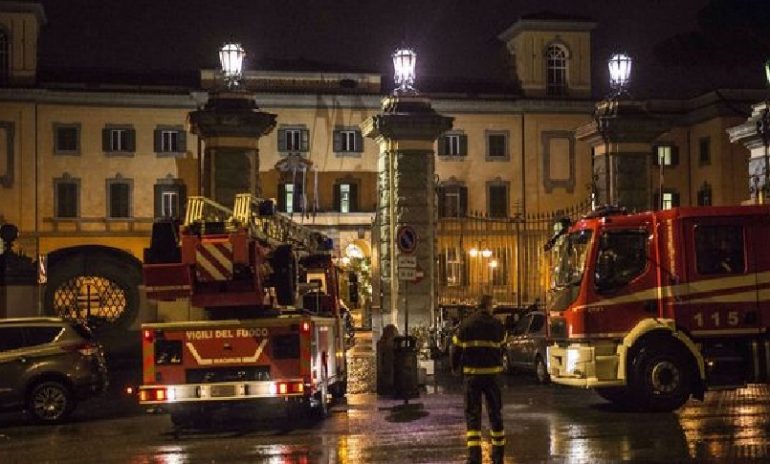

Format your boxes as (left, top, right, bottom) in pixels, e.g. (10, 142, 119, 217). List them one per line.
(269, 381, 304, 395)
(143, 329, 154, 343)
(139, 387, 175, 402)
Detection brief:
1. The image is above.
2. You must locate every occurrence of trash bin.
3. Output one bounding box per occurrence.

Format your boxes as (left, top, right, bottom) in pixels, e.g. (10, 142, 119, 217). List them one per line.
(376, 324, 398, 395)
(393, 335, 419, 399)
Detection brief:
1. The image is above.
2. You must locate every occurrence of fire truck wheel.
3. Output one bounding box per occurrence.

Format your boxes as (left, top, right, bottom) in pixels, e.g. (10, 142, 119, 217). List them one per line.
(272, 245, 297, 306)
(630, 341, 692, 412)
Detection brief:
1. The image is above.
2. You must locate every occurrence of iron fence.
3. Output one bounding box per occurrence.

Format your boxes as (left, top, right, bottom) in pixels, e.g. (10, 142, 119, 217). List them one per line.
(436, 200, 591, 307)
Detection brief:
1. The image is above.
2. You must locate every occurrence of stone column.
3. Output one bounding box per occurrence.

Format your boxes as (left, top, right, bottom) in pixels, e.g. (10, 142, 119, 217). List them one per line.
(361, 96, 453, 333)
(576, 100, 669, 212)
(189, 91, 276, 206)
(727, 101, 770, 204)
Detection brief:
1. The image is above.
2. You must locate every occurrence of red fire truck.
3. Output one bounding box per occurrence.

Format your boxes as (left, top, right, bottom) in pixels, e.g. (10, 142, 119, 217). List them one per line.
(138, 194, 347, 426)
(546, 205, 770, 411)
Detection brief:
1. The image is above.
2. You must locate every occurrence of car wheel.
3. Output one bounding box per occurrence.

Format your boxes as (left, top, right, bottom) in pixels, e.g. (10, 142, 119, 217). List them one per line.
(534, 355, 550, 384)
(27, 381, 75, 423)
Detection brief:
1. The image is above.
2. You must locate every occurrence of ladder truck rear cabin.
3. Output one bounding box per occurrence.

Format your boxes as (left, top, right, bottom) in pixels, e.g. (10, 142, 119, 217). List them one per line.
(139, 194, 348, 426)
(546, 205, 770, 411)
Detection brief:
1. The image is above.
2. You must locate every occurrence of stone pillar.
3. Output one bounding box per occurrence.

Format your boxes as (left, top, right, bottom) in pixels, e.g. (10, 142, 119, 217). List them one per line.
(727, 101, 770, 204)
(576, 100, 669, 212)
(361, 96, 453, 333)
(0, 225, 38, 318)
(189, 91, 276, 206)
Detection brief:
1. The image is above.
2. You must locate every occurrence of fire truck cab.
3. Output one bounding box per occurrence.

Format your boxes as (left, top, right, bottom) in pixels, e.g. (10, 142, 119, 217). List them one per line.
(546, 205, 770, 411)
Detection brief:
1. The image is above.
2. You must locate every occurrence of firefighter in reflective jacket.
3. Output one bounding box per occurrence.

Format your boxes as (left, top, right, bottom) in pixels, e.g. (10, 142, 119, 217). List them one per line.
(450, 294, 506, 464)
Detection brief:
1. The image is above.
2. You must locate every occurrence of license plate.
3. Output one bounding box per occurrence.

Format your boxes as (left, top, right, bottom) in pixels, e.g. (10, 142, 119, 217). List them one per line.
(210, 385, 236, 397)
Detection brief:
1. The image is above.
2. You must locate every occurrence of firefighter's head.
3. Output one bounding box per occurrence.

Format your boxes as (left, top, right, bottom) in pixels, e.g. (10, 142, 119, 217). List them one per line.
(478, 294, 494, 313)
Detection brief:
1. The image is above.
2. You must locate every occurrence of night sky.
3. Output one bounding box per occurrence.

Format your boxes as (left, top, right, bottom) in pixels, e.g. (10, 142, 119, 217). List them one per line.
(35, 0, 770, 98)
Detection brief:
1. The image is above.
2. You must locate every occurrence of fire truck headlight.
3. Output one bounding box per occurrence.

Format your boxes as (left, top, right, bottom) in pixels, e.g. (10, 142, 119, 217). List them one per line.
(566, 348, 580, 374)
(167, 387, 177, 402)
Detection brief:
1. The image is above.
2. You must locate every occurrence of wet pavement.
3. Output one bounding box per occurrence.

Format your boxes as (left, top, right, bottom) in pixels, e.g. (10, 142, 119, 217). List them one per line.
(1, 363, 769, 463)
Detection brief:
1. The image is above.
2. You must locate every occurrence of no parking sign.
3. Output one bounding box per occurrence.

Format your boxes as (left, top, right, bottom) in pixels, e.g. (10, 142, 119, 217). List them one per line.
(396, 225, 418, 254)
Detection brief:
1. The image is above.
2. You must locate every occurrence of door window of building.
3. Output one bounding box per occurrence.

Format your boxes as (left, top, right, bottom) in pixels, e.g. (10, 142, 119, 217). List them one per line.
(154, 182, 186, 219)
(278, 128, 309, 153)
(439, 134, 467, 157)
(438, 184, 467, 217)
(699, 137, 711, 165)
(334, 182, 358, 213)
(488, 184, 508, 218)
(653, 145, 679, 166)
(103, 127, 135, 153)
(486, 132, 508, 159)
(334, 129, 363, 154)
(108, 181, 131, 218)
(54, 125, 80, 154)
(154, 128, 187, 154)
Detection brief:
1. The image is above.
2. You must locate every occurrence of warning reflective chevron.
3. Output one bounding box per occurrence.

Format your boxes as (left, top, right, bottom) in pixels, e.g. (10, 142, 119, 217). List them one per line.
(195, 241, 234, 282)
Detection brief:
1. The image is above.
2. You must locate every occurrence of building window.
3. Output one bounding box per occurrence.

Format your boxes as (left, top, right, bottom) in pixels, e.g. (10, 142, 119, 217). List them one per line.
(54, 124, 80, 154)
(546, 44, 568, 96)
(697, 182, 712, 206)
(653, 144, 679, 167)
(107, 179, 132, 218)
(154, 127, 187, 154)
(102, 127, 135, 153)
(438, 133, 467, 157)
(437, 184, 467, 218)
(278, 128, 309, 153)
(486, 132, 508, 160)
(699, 137, 711, 165)
(487, 183, 509, 218)
(334, 182, 359, 213)
(695, 225, 745, 275)
(439, 247, 467, 287)
(334, 129, 363, 154)
(655, 190, 680, 210)
(0, 29, 8, 85)
(54, 177, 79, 218)
(278, 182, 304, 213)
(490, 248, 510, 286)
(154, 181, 187, 218)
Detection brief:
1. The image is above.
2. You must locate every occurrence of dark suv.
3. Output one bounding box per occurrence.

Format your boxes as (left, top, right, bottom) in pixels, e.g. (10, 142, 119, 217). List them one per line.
(0, 317, 108, 423)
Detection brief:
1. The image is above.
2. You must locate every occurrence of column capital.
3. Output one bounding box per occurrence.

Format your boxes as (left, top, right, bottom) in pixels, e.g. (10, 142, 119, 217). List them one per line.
(189, 90, 276, 143)
(361, 95, 453, 143)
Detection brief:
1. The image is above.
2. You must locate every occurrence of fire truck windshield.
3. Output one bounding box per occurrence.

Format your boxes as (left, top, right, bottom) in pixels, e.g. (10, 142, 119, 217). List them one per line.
(552, 230, 593, 287)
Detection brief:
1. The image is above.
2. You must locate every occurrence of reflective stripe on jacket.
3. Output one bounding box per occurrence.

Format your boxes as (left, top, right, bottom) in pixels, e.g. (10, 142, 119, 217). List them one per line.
(450, 311, 505, 375)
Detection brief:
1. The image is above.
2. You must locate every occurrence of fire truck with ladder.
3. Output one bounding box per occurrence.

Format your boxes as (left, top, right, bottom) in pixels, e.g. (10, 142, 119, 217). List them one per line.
(137, 193, 348, 426)
(546, 205, 770, 411)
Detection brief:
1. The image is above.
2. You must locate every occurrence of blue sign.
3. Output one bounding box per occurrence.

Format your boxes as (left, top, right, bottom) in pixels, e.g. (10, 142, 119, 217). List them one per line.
(397, 226, 418, 253)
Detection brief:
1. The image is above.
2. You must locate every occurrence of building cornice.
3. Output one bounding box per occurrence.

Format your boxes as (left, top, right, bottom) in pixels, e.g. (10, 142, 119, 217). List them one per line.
(498, 19, 596, 43)
(0, 1, 46, 25)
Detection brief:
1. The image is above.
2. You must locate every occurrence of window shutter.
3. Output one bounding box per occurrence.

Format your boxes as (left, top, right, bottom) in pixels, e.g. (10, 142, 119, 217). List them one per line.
(153, 185, 163, 218)
(278, 129, 287, 152)
(438, 137, 447, 156)
(651, 147, 659, 166)
(462, 251, 470, 286)
(295, 181, 304, 212)
(671, 146, 680, 166)
(354, 131, 364, 152)
(436, 186, 445, 217)
(178, 131, 187, 153)
(333, 131, 342, 152)
(673, 192, 680, 207)
(459, 186, 468, 216)
(277, 183, 287, 212)
(178, 184, 188, 218)
(154, 129, 162, 152)
(653, 193, 660, 210)
(102, 128, 111, 152)
(350, 183, 359, 212)
(333, 184, 341, 212)
(460, 135, 468, 156)
(300, 129, 309, 152)
(127, 129, 136, 152)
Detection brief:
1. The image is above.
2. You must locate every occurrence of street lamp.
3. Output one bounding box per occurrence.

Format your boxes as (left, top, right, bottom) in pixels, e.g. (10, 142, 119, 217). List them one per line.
(756, 59, 770, 204)
(608, 52, 632, 97)
(220, 42, 246, 89)
(393, 47, 417, 95)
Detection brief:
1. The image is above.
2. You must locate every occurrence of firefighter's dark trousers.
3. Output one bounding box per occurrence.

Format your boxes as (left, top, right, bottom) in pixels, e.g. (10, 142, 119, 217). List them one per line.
(464, 374, 505, 464)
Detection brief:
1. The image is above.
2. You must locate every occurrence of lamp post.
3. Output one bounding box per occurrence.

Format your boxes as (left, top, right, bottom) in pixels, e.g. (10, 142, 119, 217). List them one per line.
(756, 59, 770, 204)
(594, 53, 633, 207)
(219, 42, 246, 89)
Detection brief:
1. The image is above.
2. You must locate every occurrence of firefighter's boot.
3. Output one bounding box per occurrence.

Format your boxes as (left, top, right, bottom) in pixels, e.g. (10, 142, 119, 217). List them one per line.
(466, 430, 482, 464)
(491, 429, 505, 464)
